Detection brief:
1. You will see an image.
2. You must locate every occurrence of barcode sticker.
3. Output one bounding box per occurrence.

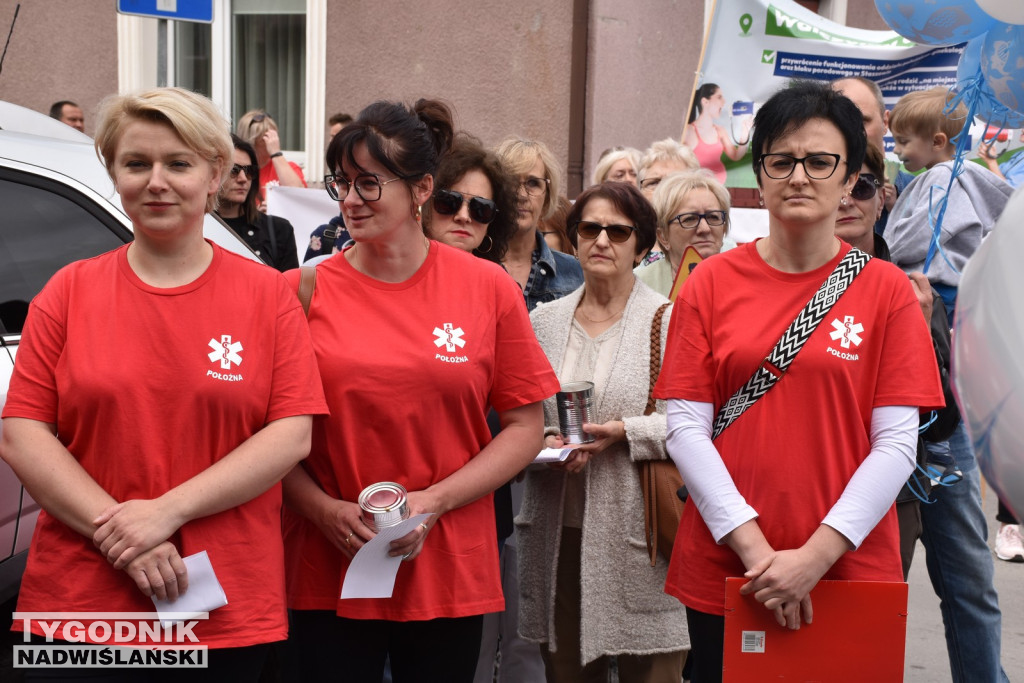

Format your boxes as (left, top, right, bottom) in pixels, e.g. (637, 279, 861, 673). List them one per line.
(741, 630, 765, 653)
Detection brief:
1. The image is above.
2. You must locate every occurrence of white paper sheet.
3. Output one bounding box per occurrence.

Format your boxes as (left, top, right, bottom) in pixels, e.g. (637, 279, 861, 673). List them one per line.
(533, 447, 574, 464)
(151, 550, 228, 627)
(340, 514, 432, 599)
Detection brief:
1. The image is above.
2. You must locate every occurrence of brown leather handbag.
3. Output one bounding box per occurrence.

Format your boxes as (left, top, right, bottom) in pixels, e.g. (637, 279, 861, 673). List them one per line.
(638, 302, 685, 566)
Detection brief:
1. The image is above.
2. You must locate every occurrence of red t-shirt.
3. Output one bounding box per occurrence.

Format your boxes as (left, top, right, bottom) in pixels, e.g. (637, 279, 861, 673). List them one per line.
(653, 240, 944, 616)
(3, 243, 328, 647)
(283, 242, 559, 620)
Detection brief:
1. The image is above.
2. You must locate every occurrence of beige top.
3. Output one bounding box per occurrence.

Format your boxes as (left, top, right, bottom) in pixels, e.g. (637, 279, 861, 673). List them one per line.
(558, 317, 622, 528)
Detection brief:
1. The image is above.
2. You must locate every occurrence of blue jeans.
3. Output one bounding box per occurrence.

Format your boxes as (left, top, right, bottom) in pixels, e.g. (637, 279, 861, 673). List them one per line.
(919, 422, 1009, 683)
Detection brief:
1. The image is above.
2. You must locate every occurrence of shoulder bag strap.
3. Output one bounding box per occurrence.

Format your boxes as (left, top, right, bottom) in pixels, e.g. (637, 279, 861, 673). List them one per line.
(645, 303, 672, 415)
(297, 266, 317, 317)
(711, 247, 870, 439)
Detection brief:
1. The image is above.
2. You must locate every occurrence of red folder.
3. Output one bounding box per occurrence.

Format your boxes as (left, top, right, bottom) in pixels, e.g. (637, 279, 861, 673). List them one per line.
(723, 578, 907, 682)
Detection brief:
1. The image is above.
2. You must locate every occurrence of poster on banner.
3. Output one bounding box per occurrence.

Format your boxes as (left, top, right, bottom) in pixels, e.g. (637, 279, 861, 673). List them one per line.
(267, 186, 342, 263)
(690, 0, 1022, 187)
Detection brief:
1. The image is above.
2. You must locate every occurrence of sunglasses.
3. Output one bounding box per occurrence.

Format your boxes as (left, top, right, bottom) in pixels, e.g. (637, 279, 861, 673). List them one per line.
(230, 164, 258, 178)
(573, 220, 636, 243)
(432, 189, 498, 224)
(849, 173, 881, 201)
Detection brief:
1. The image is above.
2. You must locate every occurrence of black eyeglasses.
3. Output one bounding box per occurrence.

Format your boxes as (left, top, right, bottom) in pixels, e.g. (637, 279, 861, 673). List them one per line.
(432, 189, 498, 224)
(849, 173, 881, 201)
(230, 164, 258, 179)
(669, 211, 728, 230)
(573, 220, 636, 243)
(324, 173, 405, 202)
(519, 176, 550, 197)
(759, 153, 843, 180)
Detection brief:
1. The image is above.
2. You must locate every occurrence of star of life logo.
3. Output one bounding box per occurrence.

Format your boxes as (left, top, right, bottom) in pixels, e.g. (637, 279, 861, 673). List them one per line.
(13, 612, 209, 669)
(827, 315, 863, 361)
(432, 323, 468, 363)
(207, 335, 244, 381)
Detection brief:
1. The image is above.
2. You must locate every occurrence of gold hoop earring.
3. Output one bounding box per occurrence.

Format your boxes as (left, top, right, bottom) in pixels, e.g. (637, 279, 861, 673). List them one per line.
(477, 234, 494, 254)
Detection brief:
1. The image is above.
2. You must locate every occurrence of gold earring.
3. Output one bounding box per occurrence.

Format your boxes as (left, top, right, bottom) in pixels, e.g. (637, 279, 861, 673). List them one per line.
(415, 204, 422, 221)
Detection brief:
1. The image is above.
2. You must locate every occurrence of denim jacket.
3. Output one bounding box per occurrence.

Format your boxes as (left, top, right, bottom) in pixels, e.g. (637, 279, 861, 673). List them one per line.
(523, 232, 584, 312)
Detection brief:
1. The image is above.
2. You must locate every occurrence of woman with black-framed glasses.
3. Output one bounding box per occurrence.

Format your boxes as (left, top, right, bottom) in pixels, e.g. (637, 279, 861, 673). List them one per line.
(421, 134, 518, 264)
(638, 171, 731, 298)
(520, 181, 688, 682)
(215, 134, 299, 272)
(654, 81, 944, 683)
(281, 99, 558, 683)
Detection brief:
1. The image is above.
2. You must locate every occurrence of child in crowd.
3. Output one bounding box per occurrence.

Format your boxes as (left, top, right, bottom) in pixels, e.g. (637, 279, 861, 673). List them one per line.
(883, 87, 1012, 318)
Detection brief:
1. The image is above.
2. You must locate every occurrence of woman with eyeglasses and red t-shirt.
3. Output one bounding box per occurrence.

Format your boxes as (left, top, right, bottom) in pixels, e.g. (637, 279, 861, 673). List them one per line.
(215, 134, 299, 272)
(280, 99, 559, 683)
(654, 81, 945, 683)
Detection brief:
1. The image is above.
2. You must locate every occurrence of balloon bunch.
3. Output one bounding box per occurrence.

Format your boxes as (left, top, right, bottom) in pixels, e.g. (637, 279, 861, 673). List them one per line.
(874, 0, 1024, 273)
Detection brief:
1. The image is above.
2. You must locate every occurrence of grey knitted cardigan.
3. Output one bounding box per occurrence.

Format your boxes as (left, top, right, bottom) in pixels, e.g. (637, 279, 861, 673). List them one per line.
(517, 278, 689, 665)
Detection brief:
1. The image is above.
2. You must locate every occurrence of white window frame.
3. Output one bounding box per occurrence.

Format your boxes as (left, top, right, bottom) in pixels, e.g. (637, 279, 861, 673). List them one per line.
(116, 0, 327, 180)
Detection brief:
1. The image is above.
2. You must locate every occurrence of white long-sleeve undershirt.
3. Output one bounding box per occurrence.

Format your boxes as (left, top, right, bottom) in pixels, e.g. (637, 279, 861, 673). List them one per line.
(665, 399, 918, 549)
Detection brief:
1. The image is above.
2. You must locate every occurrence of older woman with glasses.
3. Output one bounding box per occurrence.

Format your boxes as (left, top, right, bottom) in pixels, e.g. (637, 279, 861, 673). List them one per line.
(216, 134, 299, 272)
(423, 134, 517, 264)
(592, 146, 641, 186)
(495, 136, 583, 312)
(654, 81, 944, 683)
(637, 171, 731, 298)
(519, 181, 688, 682)
(281, 99, 559, 683)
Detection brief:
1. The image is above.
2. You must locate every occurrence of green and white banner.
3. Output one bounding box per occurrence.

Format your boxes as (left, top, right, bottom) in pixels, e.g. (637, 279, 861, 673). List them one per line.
(692, 0, 974, 187)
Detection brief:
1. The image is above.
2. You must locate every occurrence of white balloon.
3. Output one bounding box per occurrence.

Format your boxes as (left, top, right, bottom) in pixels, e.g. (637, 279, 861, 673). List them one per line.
(977, 0, 1024, 25)
(954, 185, 1024, 519)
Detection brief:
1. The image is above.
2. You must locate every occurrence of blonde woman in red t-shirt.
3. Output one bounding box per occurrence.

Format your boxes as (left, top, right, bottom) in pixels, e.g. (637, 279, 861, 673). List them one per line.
(281, 99, 559, 683)
(0, 87, 326, 679)
(654, 80, 944, 683)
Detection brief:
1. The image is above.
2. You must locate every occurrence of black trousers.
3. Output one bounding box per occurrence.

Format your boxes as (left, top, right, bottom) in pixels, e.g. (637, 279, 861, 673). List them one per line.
(684, 607, 725, 683)
(286, 609, 483, 683)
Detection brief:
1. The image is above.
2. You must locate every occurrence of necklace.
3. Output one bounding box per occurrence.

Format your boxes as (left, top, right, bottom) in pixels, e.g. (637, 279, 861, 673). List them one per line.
(578, 301, 625, 324)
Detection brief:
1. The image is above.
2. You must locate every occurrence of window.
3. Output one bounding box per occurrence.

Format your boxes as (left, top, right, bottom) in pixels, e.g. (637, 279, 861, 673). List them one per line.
(0, 172, 128, 334)
(119, 0, 321, 171)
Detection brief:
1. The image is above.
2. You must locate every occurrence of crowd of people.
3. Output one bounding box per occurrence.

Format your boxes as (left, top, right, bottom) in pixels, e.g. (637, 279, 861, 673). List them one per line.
(7, 76, 1019, 683)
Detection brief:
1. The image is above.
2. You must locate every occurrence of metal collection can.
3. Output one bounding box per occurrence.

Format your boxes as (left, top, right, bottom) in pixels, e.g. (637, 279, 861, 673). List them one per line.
(556, 381, 596, 444)
(358, 482, 410, 531)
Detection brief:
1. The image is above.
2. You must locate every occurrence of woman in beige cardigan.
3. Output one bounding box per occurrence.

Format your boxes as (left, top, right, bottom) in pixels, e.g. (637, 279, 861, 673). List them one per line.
(519, 181, 688, 682)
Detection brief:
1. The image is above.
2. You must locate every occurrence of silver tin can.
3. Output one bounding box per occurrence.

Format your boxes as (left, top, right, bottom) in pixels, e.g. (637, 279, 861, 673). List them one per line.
(556, 381, 596, 444)
(358, 482, 410, 531)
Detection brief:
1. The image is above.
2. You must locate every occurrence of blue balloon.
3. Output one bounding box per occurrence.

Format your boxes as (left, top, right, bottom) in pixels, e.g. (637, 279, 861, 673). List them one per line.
(975, 75, 1024, 128)
(981, 23, 1024, 116)
(956, 36, 985, 88)
(875, 0, 998, 45)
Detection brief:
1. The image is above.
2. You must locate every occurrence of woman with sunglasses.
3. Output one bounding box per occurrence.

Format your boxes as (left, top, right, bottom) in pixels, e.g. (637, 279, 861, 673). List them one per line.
(236, 109, 306, 201)
(216, 134, 299, 272)
(638, 170, 731, 298)
(519, 181, 688, 682)
(424, 134, 517, 263)
(280, 99, 559, 683)
(654, 81, 944, 683)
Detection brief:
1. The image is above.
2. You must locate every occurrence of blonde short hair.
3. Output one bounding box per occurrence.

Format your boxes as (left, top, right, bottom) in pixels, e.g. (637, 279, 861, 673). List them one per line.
(494, 136, 563, 221)
(236, 109, 279, 146)
(591, 147, 640, 185)
(94, 87, 232, 214)
(650, 170, 731, 235)
(888, 87, 967, 144)
(638, 137, 699, 182)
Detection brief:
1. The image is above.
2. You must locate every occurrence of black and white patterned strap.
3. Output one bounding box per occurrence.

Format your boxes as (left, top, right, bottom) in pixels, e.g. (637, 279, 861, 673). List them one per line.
(711, 247, 870, 440)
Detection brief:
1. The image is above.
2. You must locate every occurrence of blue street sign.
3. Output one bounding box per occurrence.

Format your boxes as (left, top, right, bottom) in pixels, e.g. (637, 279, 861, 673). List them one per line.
(116, 0, 214, 24)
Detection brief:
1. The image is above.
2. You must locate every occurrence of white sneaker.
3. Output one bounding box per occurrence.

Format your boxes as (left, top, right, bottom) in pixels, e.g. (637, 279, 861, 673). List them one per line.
(995, 524, 1024, 562)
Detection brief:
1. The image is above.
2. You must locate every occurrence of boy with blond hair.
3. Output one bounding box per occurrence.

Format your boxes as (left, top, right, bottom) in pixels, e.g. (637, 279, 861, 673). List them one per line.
(883, 87, 1012, 316)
